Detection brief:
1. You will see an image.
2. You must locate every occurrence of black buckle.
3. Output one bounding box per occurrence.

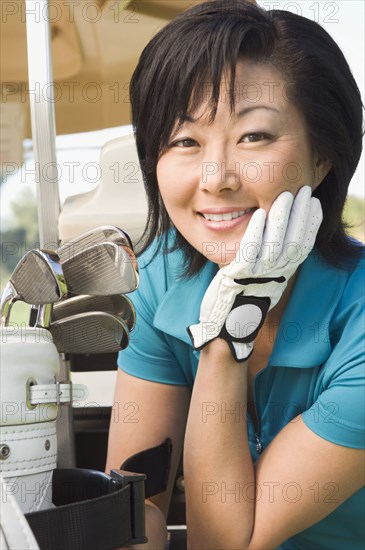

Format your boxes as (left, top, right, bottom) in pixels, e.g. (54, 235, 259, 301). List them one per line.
(110, 469, 147, 545)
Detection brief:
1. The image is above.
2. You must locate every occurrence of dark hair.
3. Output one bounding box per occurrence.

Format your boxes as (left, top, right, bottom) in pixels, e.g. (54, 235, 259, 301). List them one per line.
(130, 0, 364, 275)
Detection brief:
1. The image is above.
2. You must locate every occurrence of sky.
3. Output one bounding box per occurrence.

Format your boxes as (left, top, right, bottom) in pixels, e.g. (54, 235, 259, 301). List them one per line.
(1, 0, 364, 228)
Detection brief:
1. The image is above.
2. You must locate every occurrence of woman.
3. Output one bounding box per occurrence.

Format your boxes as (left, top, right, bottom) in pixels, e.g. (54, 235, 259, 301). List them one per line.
(106, 1, 364, 548)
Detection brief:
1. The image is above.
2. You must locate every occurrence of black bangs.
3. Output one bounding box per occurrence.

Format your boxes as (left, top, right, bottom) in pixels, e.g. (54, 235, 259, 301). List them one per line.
(131, 1, 275, 163)
(176, 24, 277, 131)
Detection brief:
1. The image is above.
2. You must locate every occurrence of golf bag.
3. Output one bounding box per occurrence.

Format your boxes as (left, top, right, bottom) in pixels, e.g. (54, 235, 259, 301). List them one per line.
(0, 327, 68, 515)
(0, 326, 172, 550)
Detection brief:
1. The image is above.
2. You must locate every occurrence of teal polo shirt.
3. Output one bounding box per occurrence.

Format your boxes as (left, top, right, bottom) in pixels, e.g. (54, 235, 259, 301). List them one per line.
(118, 238, 365, 550)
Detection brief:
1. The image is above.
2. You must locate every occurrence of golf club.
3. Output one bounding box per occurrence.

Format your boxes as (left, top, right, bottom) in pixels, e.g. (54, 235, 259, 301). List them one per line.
(52, 294, 136, 330)
(0, 249, 67, 325)
(30, 232, 138, 328)
(34, 293, 136, 331)
(49, 311, 130, 354)
(58, 225, 134, 263)
(61, 241, 139, 296)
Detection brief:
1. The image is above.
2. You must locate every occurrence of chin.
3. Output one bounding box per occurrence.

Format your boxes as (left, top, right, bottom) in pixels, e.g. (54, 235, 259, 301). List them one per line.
(197, 238, 240, 266)
(202, 251, 236, 267)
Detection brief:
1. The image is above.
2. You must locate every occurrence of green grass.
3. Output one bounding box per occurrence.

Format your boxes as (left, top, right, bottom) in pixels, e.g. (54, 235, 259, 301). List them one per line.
(6, 301, 32, 325)
(343, 195, 364, 243)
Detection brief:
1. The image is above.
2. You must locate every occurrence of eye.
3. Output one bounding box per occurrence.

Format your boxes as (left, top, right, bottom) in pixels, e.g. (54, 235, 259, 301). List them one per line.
(240, 133, 272, 143)
(169, 138, 199, 148)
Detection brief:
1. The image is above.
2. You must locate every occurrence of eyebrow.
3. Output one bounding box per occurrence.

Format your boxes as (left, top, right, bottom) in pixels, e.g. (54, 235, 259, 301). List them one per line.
(236, 105, 280, 117)
(182, 105, 279, 123)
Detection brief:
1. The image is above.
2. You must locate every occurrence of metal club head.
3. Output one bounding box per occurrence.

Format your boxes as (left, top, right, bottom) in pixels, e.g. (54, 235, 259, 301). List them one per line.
(49, 311, 130, 354)
(61, 242, 139, 296)
(0, 249, 67, 325)
(52, 294, 136, 331)
(58, 226, 133, 263)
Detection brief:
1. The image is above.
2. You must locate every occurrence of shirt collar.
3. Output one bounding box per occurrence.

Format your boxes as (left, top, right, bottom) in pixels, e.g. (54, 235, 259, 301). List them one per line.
(153, 260, 218, 345)
(153, 251, 348, 368)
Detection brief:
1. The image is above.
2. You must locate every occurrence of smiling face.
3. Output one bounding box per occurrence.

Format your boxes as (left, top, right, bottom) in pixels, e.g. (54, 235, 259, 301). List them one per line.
(156, 61, 329, 265)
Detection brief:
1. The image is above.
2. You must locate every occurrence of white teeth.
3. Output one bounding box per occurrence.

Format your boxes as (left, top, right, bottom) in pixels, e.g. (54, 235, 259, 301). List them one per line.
(202, 208, 254, 222)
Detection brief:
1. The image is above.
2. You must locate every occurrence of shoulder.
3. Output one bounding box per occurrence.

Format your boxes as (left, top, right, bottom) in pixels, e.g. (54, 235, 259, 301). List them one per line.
(134, 233, 185, 305)
(341, 245, 365, 296)
(300, 247, 365, 448)
(137, 233, 185, 284)
(301, 245, 365, 307)
(331, 245, 365, 316)
(310, 246, 365, 346)
(319, 246, 365, 386)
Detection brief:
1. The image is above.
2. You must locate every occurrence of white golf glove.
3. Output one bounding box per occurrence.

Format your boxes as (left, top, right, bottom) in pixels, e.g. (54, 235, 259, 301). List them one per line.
(187, 186, 323, 361)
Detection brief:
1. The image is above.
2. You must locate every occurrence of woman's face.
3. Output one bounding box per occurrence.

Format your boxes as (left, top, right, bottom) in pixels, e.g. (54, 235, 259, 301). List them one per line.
(157, 61, 328, 265)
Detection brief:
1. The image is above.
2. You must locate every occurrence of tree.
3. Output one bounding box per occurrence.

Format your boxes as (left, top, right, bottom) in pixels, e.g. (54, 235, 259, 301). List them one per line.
(1, 188, 39, 287)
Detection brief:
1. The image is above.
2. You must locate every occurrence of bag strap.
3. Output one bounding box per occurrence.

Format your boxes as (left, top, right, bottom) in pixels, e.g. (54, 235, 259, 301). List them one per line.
(29, 381, 88, 405)
(24, 438, 172, 550)
(25, 469, 147, 550)
(121, 437, 172, 499)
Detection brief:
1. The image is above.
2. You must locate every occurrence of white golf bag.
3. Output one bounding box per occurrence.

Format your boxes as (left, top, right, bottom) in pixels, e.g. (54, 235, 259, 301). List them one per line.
(0, 327, 78, 515)
(0, 326, 168, 550)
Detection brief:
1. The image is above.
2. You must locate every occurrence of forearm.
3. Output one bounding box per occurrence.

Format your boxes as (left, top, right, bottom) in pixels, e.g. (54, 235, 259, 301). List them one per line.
(184, 338, 254, 549)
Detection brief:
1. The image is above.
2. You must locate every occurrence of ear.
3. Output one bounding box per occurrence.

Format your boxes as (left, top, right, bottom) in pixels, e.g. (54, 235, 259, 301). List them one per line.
(313, 157, 332, 190)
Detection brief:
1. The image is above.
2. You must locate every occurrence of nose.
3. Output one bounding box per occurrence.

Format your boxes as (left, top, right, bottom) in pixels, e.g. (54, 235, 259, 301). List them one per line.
(199, 146, 241, 194)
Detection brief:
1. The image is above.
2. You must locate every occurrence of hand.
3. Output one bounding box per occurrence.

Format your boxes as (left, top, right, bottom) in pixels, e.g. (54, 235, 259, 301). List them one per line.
(187, 186, 323, 361)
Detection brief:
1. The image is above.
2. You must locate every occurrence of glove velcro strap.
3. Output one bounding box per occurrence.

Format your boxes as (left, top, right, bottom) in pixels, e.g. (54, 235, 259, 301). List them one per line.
(219, 295, 270, 344)
(234, 276, 286, 285)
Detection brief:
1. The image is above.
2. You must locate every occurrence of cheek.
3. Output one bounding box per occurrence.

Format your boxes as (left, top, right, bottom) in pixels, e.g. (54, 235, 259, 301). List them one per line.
(247, 146, 316, 205)
(156, 161, 174, 206)
(157, 160, 194, 211)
